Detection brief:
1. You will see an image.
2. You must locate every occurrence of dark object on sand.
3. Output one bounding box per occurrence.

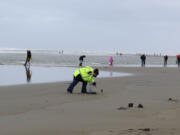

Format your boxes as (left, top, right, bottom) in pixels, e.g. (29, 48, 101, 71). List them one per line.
(86, 92, 97, 95)
(138, 104, 144, 108)
(168, 98, 179, 102)
(101, 89, 103, 93)
(138, 128, 150, 132)
(128, 103, 134, 108)
(117, 107, 127, 110)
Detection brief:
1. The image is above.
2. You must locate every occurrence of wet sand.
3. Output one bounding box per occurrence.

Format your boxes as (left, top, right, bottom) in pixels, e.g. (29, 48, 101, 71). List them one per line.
(0, 67, 180, 135)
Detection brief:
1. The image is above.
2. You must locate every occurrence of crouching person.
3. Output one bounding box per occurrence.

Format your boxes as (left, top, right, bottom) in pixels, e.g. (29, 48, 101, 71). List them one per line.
(67, 66, 99, 94)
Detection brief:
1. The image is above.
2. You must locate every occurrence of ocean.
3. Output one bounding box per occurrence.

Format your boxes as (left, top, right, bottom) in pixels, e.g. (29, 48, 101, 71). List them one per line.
(0, 49, 178, 67)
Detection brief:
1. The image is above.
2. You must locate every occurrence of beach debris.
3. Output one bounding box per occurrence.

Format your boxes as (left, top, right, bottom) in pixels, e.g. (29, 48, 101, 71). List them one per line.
(86, 92, 97, 95)
(168, 98, 179, 102)
(117, 107, 128, 110)
(118, 103, 144, 111)
(101, 89, 103, 93)
(128, 103, 134, 108)
(137, 104, 144, 108)
(138, 128, 150, 132)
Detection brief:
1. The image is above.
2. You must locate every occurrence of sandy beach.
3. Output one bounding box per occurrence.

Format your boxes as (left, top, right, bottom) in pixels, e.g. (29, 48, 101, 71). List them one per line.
(0, 66, 180, 135)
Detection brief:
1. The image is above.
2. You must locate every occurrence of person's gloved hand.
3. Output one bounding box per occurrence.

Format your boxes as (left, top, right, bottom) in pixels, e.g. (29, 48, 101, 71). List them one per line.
(92, 82, 96, 86)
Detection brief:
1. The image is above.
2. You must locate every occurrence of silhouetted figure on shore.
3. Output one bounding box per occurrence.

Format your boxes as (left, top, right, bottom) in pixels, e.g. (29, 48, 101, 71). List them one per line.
(176, 55, 180, 67)
(79, 55, 86, 67)
(164, 55, 168, 67)
(140, 54, 146, 67)
(24, 50, 32, 68)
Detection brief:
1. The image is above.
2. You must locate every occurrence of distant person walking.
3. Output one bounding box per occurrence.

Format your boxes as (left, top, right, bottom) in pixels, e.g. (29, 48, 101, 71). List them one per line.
(176, 55, 180, 67)
(109, 56, 114, 66)
(79, 55, 86, 67)
(67, 66, 99, 94)
(164, 55, 168, 67)
(140, 54, 146, 67)
(24, 50, 32, 67)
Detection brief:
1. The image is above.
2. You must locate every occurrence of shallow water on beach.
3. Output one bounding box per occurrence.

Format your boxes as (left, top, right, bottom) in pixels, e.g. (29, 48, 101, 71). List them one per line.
(0, 65, 131, 86)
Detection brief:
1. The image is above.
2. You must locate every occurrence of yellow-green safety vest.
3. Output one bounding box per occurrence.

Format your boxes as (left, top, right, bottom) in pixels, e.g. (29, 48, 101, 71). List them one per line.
(74, 66, 95, 83)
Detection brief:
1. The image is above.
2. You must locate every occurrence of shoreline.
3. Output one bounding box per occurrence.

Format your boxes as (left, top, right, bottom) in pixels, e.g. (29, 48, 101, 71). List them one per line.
(0, 63, 179, 67)
(0, 66, 180, 135)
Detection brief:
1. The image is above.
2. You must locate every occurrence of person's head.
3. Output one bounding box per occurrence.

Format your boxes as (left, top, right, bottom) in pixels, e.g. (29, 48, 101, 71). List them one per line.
(93, 68, 99, 77)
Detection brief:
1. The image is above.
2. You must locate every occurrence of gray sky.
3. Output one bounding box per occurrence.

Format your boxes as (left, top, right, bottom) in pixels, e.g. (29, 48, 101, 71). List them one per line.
(1, 0, 180, 55)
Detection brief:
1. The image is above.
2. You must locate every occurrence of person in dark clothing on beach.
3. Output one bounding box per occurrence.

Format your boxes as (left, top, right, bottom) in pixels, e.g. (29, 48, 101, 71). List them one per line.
(140, 54, 146, 67)
(164, 55, 168, 67)
(79, 55, 86, 67)
(24, 50, 32, 67)
(67, 66, 99, 94)
(176, 55, 180, 67)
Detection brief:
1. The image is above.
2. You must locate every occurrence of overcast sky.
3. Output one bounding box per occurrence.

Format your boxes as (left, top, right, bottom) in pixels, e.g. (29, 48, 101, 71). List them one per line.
(0, 0, 180, 55)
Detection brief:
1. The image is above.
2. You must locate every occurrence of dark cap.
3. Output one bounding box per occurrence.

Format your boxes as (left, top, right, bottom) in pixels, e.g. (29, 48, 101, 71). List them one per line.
(94, 68, 99, 76)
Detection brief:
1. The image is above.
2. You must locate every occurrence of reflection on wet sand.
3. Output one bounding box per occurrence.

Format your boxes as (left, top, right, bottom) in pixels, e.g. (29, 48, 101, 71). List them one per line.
(110, 72, 113, 77)
(25, 66, 32, 83)
(0, 65, 131, 86)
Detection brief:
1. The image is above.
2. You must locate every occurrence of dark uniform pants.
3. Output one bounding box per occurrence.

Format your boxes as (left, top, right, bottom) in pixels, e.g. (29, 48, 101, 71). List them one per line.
(67, 74, 87, 93)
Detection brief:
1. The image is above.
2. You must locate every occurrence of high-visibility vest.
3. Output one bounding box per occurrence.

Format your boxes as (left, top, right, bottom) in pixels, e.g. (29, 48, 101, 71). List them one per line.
(74, 66, 95, 83)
